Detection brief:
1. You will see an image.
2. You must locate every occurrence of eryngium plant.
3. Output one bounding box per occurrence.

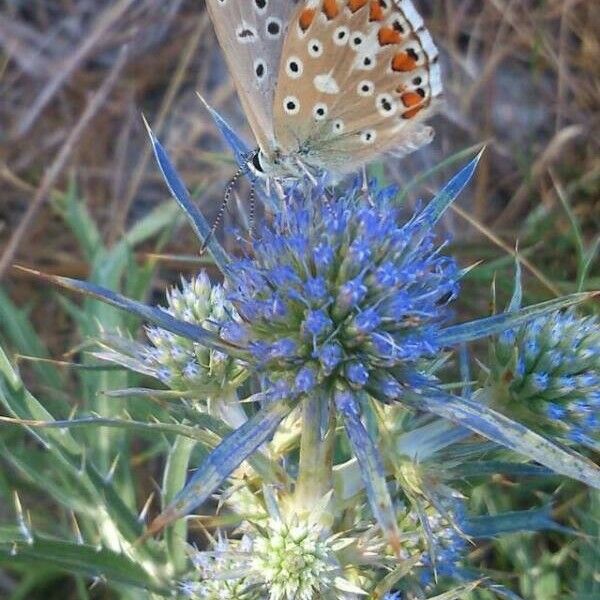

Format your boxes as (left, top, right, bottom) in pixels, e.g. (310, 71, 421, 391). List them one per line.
(14, 106, 598, 599)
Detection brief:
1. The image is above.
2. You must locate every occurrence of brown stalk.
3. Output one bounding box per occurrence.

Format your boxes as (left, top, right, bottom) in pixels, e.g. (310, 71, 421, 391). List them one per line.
(10, 0, 136, 139)
(0, 48, 129, 280)
(108, 14, 210, 244)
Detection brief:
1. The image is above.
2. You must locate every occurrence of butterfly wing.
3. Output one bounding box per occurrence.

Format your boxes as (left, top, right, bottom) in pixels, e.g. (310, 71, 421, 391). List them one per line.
(206, 0, 300, 154)
(272, 0, 442, 173)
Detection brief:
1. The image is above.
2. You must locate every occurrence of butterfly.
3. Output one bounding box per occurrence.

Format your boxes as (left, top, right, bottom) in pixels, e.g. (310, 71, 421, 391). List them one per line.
(206, 0, 442, 180)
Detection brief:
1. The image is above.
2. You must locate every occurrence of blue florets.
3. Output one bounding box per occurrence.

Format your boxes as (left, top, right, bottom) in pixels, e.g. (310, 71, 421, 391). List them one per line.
(223, 178, 460, 399)
(418, 500, 469, 586)
(491, 309, 600, 449)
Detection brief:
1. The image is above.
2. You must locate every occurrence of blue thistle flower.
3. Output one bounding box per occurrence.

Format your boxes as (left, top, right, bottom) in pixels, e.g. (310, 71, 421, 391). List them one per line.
(488, 309, 600, 449)
(224, 178, 460, 400)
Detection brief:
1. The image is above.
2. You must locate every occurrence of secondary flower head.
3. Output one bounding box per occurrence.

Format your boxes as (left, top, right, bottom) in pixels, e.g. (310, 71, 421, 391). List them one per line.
(251, 515, 341, 600)
(180, 535, 253, 599)
(223, 179, 460, 400)
(98, 273, 247, 394)
(488, 309, 600, 449)
(181, 508, 362, 600)
(409, 500, 469, 585)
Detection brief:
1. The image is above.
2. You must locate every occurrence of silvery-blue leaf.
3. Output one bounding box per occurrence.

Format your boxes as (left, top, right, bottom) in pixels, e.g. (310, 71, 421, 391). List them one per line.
(197, 96, 279, 212)
(462, 505, 571, 537)
(508, 256, 523, 312)
(145, 396, 293, 537)
(197, 94, 250, 167)
(458, 462, 552, 477)
(395, 420, 470, 461)
(335, 389, 402, 555)
(17, 268, 238, 355)
(437, 292, 595, 346)
(144, 117, 230, 272)
(404, 384, 600, 489)
(418, 150, 484, 229)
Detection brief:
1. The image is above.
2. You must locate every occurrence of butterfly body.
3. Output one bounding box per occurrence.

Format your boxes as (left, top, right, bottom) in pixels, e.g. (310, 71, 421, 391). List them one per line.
(208, 0, 442, 179)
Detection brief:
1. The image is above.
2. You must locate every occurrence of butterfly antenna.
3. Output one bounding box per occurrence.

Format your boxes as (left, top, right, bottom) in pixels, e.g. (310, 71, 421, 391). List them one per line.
(248, 182, 257, 240)
(200, 164, 245, 254)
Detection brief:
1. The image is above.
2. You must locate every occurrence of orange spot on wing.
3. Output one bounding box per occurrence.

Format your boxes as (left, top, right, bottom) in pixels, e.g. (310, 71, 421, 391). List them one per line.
(392, 52, 418, 72)
(401, 91, 423, 108)
(299, 8, 316, 31)
(402, 105, 425, 119)
(378, 26, 402, 46)
(323, 0, 340, 19)
(348, 0, 368, 12)
(369, 0, 385, 21)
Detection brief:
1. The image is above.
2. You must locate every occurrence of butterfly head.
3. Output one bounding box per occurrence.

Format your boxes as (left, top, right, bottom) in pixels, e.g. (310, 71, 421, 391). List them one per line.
(246, 149, 270, 179)
(246, 148, 308, 180)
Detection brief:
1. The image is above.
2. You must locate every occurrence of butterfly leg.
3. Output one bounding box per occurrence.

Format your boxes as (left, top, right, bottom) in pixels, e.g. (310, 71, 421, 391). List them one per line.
(266, 176, 284, 206)
(274, 179, 286, 202)
(362, 166, 375, 207)
(295, 158, 318, 186)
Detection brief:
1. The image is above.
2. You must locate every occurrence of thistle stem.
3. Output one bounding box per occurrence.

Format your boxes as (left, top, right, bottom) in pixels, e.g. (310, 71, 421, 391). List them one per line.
(209, 389, 248, 430)
(295, 392, 332, 510)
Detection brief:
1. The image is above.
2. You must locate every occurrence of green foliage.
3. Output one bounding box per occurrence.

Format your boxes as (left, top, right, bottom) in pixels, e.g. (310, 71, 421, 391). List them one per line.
(0, 188, 183, 598)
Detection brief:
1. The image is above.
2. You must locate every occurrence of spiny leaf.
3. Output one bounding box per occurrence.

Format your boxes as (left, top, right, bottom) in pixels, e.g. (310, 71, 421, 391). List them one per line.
(0, 536, 169, 594)
(462, 505, 572, 537)
(15, 266, 244, 357)
(0, 345, 81, 455)
(197, 94, 250, 167)
(438, 292, 597, 346)
(418, 149, 484, 228)
(425, 581, 483, 599)
(335, 389, 402, 556)
(0, 413, 285, 487)
(196, 94, 279, 212)
(144, 397, 294, 538)
(143, 116, 230, 272)
(404, 385, 600, 489)
(394, 420, 470, 461)
(0, 289, 63, 389)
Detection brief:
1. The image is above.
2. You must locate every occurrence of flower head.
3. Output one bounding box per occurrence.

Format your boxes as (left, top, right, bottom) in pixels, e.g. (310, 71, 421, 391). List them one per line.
(181, 508, 361, 600)
(99, 273, 247, 394)
(410, 500, 469, 584)
(180, 535, 254, 599)
(488, 309, 600, 448)
(251, 515, 341, 600)
(224, 179, 459, 400)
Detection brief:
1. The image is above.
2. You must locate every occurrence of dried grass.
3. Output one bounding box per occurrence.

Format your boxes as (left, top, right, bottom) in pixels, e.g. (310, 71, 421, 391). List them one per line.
(0, 0, 598, 279)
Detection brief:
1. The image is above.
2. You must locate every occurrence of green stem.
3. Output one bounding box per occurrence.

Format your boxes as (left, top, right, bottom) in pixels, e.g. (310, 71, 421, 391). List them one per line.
(295, 392, 333, 509)
(209, 389, 248, 430)
(162, 435, 195, 574)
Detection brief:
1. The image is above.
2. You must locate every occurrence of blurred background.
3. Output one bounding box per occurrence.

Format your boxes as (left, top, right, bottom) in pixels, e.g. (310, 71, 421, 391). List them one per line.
(0, 1, 598, 598)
